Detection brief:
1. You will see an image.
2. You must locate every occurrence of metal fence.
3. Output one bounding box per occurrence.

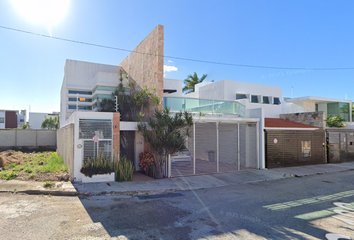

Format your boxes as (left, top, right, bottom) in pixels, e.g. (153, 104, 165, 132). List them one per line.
(170, 121, 259, 178)
(327, 129, 354, 163)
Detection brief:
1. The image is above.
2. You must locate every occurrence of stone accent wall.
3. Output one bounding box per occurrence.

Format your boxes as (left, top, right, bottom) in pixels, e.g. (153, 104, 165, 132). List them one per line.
(119, 25, 164, 118)
(280, 111, 326, 129)
(113, 112, 120, 160)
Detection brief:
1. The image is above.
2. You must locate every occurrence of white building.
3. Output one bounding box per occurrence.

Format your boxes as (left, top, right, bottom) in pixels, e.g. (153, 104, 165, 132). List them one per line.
(0, 109, 26, 129)
(29, 112, 59, 129)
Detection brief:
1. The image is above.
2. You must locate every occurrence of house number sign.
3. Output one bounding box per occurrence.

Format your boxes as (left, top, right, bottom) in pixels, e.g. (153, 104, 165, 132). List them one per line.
(93, 136, 99, 142)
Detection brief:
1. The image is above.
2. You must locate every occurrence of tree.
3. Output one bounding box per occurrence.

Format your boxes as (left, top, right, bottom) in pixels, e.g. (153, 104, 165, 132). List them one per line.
(41, 115, 59, 130)
(18, 123, 30, 129)
(183, 72, 209, 94)
(97, 68, 159, 121)
(326, 115, 346, 128)
(138, 108, 193, 179)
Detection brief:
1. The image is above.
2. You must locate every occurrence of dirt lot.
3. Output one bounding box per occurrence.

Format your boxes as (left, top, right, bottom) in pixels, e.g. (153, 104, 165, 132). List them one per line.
(0, 150, 68, 182)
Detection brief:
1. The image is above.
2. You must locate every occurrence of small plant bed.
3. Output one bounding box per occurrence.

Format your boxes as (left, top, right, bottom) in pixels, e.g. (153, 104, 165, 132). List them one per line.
(80, 153, 114, 178)
(0, 150, 68, 182)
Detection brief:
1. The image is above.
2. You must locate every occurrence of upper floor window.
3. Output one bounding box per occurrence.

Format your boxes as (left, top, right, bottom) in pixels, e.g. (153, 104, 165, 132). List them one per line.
(236, 94, 247, 100)
(251, 95, 259, 103)
(20, 119, 24, 123)
(263, 96, 270, 104)
(68, 90, 92, 95)
(68, 105, 92, 110)
(68, 97, 92, 102)
(0, 117, 4, 123)
(273, 97, 281, 105)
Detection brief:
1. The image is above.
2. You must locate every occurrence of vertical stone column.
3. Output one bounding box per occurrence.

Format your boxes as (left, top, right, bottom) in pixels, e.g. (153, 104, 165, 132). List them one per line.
(113, 113, 120, 161)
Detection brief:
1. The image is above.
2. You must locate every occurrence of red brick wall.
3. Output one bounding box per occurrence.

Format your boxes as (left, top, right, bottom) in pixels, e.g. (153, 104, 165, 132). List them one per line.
(113, 112, 120, 161)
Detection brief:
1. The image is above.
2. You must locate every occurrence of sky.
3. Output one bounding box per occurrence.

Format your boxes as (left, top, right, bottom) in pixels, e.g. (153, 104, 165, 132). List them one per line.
(0, 0, 354, 116)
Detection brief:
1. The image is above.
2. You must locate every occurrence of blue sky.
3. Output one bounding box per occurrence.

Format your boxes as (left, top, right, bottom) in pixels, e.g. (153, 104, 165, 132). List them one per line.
(0, 0, 353, 114)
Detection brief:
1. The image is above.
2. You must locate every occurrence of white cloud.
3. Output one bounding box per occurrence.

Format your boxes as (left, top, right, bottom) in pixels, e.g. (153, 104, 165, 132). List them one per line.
(164, 65, 178, 73)
(168, 60, 173, 63)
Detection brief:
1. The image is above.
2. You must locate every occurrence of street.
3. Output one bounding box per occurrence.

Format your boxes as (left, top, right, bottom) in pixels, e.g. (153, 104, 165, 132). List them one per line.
(1, 171, 354, 239)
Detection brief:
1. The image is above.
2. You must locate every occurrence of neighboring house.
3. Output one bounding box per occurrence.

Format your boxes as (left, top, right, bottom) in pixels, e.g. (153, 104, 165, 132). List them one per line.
(29, 112, 59, 129)
(0, 109, 26, 129)
(283, 96, 352, 122)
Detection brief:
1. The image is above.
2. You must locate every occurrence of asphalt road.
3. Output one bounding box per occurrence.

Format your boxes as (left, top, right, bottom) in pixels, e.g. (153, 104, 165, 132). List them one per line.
(1, 171, 354, 239)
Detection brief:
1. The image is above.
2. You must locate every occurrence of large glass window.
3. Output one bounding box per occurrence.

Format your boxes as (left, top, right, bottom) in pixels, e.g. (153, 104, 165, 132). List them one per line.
(68, 105, 92, 110)
(236, 94, 247, 100)
(339, 102, 350, 121)
(251, 95, 259, 103)
(0, 117, 4, 123)
(68, 90, 92, 95)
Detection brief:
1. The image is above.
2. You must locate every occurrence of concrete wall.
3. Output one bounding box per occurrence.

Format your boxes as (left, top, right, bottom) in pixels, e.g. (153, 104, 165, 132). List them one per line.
(0, 130, 57, 149)
(57, 124, 74, 181)
(119, 25, 164, 117)
(280, 111, 326, 129)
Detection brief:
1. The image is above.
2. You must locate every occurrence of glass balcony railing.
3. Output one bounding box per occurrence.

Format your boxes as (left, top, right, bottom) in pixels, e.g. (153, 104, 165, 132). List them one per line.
(164, 97, 245, 117)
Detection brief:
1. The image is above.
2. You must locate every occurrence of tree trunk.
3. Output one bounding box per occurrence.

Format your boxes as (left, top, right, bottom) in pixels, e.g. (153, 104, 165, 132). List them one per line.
(155, 155, 165, 179)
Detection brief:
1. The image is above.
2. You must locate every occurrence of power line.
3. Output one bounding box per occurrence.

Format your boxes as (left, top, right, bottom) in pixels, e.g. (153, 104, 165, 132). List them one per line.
(1, 25, 354, 71)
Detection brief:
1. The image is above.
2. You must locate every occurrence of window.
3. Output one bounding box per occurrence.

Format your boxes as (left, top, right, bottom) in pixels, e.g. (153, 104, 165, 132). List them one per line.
(273, 97, 281, 105)
(301, 141, 311, 158)
(20, 119, 24, 123)
(68, 98, 92, 102)
(339, 102, 350, 121)
(263, 96, 270, 104)
(0, 117, 4, 123)
(68, 105, 92, 110)
(251, 95, 259, 103)
(68, 90, 92, 95)
(236, 94, 247, 100)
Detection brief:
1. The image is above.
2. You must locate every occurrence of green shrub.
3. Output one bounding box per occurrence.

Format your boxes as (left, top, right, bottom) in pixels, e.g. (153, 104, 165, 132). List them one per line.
(114, 156, 134, 182)
(0, 171, 17, 180)
(43, 181, 52, 188)
(327, 115, 346, 128)
(80, 152, 113, 177)
(28, 173, 36, 179)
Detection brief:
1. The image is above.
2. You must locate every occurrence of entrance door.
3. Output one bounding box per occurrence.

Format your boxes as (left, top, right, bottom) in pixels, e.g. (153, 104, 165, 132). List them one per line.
(120, 131, 135, 165)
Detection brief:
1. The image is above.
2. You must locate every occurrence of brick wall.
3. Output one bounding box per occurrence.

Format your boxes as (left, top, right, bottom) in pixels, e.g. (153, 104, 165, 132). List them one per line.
(280, 111, 326, 129)
(113, 112, 120, 160)
(119, 25, 164, 118)
(0, 129, 57, 149)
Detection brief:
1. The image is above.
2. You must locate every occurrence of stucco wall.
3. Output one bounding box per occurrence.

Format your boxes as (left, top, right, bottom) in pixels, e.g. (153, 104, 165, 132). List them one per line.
(119, 25, 164, 117)
(280, 111, 326, 129)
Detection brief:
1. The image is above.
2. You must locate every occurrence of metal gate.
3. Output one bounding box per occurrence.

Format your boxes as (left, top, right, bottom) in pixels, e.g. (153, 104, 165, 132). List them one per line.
(79, 119, 113, 162)
(327, 129, 354, 163)
(170, 121, 259, 177)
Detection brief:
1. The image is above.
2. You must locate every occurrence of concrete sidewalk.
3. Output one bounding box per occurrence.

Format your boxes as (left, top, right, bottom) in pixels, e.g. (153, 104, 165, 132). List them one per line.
(1, 162, 354, 196)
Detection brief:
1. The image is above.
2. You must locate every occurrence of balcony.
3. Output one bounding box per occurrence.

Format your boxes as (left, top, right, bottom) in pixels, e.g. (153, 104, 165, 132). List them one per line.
(163, 97, 245, 117)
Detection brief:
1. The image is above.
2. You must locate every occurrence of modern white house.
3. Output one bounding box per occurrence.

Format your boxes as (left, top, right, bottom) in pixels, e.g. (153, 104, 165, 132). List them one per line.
(29, 112, 59, 129)
(58, 24, 353, 183)
(283, 96, 352, 122)
(0, 109, 26, 129)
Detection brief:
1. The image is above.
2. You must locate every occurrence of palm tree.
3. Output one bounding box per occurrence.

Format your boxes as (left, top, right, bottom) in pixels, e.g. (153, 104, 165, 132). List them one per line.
(183, 72, 208, 94)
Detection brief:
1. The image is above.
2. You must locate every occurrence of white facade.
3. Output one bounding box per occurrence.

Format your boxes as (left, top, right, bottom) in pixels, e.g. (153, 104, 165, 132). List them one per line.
(185, 80, 283, 118)
(163, 78, 183, 97)
(29, 112, 58, 129)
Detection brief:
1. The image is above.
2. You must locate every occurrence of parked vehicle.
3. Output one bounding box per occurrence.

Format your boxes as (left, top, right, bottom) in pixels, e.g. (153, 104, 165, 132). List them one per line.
(170, 149, 192, 162)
